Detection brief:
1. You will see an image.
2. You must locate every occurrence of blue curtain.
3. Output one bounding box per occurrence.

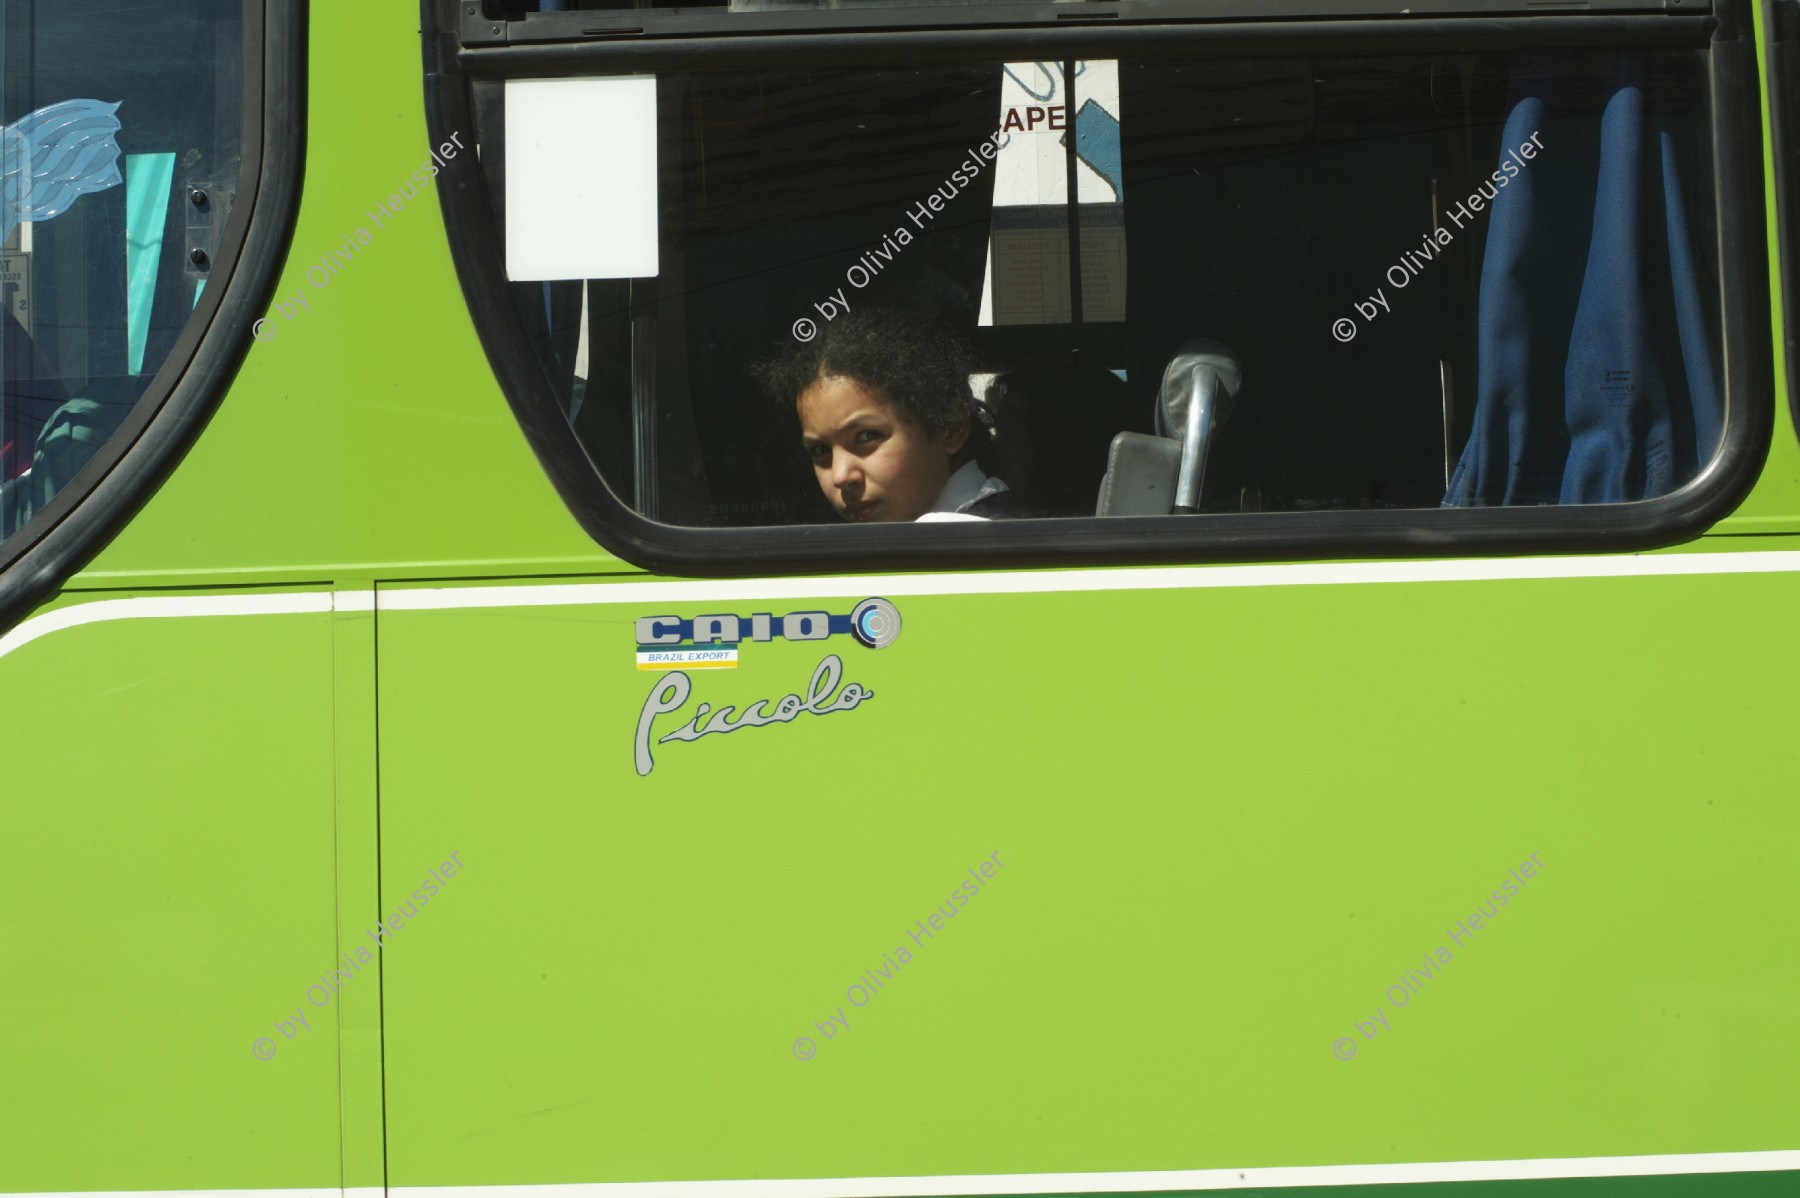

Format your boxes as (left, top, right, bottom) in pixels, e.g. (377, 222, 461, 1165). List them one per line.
(1444, 56, 1721, 507)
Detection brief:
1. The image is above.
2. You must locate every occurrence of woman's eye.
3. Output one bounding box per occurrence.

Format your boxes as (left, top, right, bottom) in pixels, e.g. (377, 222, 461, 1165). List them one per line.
(855, 429, 885, 445)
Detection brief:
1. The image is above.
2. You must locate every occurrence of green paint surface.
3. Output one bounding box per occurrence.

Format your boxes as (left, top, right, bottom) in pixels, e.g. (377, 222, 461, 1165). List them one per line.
(0, 592, 342, 1190)
(0, 0, 1795, 1193)
(69, 2, 612, 589)
(369, 575, 1800, 1184)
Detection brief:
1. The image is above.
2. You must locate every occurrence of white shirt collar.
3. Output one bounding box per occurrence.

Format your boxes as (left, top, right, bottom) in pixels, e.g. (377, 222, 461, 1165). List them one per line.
(929, 459, 1010, 516)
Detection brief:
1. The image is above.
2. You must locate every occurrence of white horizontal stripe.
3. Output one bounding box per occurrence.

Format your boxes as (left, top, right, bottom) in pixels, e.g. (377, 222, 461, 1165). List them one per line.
(376, 550, 1800, 613)
(5, 552, 1799, 664)
(0, 1191, 343, 1198)
(6, 1153, 1797, 1198)
(0, 591, 332, 662)
(400, 1149, 1800, 1196)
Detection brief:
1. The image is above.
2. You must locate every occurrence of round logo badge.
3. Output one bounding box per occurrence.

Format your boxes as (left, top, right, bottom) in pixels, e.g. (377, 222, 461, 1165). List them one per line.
(849, 598, 901, 649)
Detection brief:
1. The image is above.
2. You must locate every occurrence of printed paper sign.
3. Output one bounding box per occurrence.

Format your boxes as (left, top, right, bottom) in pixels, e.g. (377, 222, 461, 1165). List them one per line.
(980, 61, 1126, 325)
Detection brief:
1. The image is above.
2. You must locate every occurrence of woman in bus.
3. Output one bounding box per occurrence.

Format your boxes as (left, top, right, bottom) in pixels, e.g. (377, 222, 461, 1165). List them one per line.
(756, 309, 1027, 523)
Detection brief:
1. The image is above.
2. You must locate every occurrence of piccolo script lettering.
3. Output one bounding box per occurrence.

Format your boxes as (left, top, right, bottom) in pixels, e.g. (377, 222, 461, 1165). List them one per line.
(634, 655, 873, 776)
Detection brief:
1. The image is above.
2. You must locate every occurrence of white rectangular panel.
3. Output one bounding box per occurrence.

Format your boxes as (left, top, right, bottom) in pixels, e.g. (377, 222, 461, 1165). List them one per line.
(981, 60, 1126, 326)
(505, 76, 659, 281)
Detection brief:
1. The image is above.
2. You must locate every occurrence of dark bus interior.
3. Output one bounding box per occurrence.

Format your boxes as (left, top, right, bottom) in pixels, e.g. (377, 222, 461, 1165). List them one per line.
(482, 46, 1721, 526)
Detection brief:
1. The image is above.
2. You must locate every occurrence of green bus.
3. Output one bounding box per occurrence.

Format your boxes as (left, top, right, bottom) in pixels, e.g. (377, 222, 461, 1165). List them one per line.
(2, 0, 1799, 1195)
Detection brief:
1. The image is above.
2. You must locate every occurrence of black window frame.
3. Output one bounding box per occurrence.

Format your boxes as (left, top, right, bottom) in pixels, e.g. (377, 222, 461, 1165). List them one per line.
(0, 0, 305, 629)
(461, 0, 1701, 46)
(424, 0, 1775, 578)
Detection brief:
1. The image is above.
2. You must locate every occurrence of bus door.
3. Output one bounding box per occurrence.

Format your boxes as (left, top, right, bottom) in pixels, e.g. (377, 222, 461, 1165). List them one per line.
(368, 0, 1800, 1194)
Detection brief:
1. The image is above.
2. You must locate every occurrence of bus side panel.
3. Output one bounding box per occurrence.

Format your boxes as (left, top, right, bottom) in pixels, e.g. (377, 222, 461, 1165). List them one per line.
(0, 593, 345, 1190)
(372, 561, 1800, 1187)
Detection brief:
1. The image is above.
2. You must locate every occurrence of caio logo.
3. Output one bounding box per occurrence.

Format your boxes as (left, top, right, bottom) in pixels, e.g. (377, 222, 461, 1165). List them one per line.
(634, 598, 900, 670)
(630, 600, 901, 774)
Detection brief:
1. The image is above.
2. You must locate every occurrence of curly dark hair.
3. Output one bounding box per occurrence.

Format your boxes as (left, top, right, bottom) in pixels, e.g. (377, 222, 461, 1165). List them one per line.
(753, 308, 991, 458)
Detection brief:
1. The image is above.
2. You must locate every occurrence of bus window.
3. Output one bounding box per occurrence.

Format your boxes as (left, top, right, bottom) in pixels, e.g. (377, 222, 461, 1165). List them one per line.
(436, 8, 1765, 569)
(0, 0, 242, 541)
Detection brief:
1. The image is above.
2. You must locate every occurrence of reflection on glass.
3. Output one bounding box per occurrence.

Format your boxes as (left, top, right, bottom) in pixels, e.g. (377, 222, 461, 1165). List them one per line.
(0, 0, 242, 541)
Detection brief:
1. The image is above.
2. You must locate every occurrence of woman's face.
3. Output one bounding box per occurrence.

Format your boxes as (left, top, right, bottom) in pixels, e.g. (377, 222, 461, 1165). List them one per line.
(796, 375, 967, 523)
